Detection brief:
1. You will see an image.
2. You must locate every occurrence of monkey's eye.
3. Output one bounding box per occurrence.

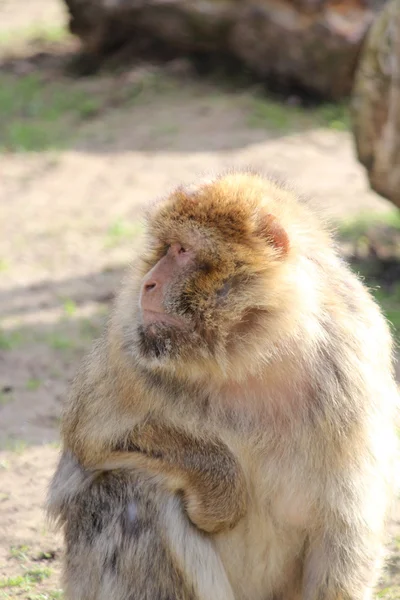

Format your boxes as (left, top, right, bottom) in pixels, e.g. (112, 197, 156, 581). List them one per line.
(178, 245, 187, 254)
(216, 280, 232, 299)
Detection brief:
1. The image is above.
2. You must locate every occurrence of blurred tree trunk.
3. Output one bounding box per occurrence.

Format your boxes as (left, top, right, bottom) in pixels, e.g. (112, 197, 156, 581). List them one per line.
(352, 0, 400, 208)
(63, 0, 387, 100)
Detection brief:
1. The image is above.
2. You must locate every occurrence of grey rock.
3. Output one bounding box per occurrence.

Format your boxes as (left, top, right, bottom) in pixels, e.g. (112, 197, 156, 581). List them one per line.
(351, 0, 400, 207)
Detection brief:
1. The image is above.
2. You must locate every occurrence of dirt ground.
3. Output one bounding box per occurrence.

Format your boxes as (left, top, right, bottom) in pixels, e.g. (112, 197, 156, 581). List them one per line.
(0, 1, 399, 598)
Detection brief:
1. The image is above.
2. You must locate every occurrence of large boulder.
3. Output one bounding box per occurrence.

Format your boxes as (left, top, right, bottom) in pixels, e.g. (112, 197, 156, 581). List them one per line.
(63, 0, 387, 100)
(351, 0, 400, 207)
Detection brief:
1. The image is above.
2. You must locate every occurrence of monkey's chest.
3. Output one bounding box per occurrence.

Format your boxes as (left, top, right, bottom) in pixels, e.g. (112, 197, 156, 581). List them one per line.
(217, 372, 310, 430)
(259, 441, 320, 530)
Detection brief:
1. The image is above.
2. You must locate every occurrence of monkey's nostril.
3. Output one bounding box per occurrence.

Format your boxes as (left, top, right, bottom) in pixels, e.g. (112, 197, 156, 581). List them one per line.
(144, 282, 157, 292)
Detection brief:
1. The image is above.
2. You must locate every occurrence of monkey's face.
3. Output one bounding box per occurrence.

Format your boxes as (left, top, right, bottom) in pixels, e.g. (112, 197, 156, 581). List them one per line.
(133, 173, 293, 375)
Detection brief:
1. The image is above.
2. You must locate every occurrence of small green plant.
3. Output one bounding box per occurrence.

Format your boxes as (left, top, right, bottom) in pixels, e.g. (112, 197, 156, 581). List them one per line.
(315, 103, 349, 131)
(0, 259, 9, 272)
(0, 574, 26, 589)
(10, 545, 30, 561)
(35, 550, 57, 561)
(25, 568, 52, 584)
(62, 299, 77, 317)
(105, 218, 143, 248)
(0, 567, 53, 597)
(26, 378, 41, 391)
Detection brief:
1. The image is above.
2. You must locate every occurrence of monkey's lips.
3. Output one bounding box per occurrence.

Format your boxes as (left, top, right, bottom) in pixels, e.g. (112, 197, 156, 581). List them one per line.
(141, 309, 184, 328)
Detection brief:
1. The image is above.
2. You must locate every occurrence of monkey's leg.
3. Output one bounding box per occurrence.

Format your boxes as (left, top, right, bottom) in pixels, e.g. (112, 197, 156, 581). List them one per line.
(302, 483, 387, 600)
(100, 421, 248, 534)
(48, 452, 235, 600)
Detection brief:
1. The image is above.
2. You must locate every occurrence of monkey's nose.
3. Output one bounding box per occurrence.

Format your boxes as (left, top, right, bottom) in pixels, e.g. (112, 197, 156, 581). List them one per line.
(144, 281, 157, 293)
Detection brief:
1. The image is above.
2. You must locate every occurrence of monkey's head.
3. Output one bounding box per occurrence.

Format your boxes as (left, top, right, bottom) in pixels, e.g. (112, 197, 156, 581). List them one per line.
(118, 172, 329, 380)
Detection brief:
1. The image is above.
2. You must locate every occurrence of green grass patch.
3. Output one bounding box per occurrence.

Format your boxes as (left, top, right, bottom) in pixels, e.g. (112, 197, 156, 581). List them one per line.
(314, 103, 349, 131)
(248, 96, 350, 132)
(377, 587, 400, 599)
(0, 329, 23, 350)
(373, 289, 400, 341)
(336, 210, 400, 341)
(3, 439, 27, 454)
(248, 98, 298, 130)
(0, 67, 180, 153)
(338, 210, 400, 242)
(0, 73, 103, 152)
(0, 574, 26, 589)
(0, 567, 51, 591)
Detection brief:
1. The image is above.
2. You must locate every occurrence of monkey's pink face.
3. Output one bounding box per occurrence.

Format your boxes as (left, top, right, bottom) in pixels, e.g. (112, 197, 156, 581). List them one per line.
(136, 237, 234, 365)
(140, 242, 193, 330)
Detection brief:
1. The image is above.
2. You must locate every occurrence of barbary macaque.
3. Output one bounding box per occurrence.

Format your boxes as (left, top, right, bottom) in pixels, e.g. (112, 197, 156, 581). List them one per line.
(48, 171, 399, 600)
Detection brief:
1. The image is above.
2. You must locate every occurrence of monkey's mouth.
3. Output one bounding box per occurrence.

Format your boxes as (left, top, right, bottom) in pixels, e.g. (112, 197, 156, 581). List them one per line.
(141, 309, 184, 329)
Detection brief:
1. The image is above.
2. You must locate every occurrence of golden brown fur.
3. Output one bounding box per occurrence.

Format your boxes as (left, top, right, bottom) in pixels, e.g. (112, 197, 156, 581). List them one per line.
(49, 171, 399, 600)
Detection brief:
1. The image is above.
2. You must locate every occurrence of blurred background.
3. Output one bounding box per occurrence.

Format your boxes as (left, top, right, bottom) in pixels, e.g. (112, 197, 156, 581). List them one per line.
(0, 0, 399, 598)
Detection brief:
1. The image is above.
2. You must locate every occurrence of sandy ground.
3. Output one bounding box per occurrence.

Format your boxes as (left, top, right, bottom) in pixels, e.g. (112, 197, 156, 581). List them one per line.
(0, 1, 399, 598)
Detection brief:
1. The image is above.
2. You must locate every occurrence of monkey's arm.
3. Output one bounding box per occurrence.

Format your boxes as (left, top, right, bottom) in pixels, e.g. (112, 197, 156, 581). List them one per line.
(96, 421, 248, 534)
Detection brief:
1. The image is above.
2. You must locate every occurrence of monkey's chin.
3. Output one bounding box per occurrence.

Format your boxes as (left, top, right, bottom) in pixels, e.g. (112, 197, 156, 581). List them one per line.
(136, 323, 188, 365)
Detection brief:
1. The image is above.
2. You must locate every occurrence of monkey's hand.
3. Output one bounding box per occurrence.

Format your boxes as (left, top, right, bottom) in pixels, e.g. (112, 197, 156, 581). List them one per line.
(99, 421, 248, 534)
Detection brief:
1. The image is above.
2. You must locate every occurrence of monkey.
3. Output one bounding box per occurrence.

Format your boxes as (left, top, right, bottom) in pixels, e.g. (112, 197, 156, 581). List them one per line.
(48, 170, 399, 600)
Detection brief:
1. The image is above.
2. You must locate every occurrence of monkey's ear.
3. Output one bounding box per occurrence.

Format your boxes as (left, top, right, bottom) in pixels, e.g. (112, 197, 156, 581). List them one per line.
(256, 213, 290, 256)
